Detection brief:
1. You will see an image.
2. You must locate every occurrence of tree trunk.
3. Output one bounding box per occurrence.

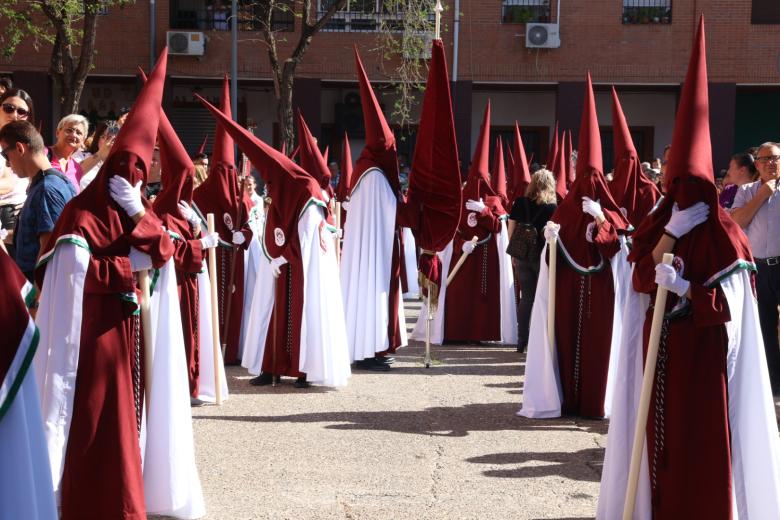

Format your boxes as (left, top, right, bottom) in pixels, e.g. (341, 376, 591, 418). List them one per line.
(277, 61, 296, 154)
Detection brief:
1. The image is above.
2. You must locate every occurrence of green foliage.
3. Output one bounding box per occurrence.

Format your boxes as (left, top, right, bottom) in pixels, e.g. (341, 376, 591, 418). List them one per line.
(0, 3, 52, 59)
(376, 0, 440, 130)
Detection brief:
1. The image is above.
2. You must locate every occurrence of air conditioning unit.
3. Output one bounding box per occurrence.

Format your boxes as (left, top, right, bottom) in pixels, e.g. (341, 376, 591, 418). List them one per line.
(526, 23, 560, 49)
(167, 31, 205, 56)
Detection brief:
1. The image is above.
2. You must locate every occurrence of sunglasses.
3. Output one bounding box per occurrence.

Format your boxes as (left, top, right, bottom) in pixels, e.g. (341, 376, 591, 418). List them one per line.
(0, 145, 12, 161)
(1, 103, 29, 118)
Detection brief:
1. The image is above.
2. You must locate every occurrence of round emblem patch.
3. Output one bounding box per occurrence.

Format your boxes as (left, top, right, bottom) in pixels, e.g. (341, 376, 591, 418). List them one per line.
(467, 212, 478, 228)
(223, 213, 233, 230)
(274, 227, 286, 247)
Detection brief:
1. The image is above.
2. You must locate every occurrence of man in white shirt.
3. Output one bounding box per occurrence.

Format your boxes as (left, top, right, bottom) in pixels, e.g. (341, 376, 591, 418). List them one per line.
(731, 141, 780, 393)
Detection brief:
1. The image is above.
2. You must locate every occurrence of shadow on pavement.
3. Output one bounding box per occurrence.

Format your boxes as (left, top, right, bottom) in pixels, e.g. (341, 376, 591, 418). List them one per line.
(466, 447, 604, 482)
(193, 402, 605, 438)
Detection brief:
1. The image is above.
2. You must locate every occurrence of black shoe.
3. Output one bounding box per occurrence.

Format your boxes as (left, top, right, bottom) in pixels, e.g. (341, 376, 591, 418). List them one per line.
(294, 376, 311, 389)
(190, 397, 205, 407)
(516, 342, 527, 353)
(376, 356, 395, 365)
(354, 358, 391, 371)
(250, 373, 277, 386)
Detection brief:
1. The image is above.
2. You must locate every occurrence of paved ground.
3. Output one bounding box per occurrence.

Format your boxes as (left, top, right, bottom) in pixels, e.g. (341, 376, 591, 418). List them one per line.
(168, 299, 609, 520)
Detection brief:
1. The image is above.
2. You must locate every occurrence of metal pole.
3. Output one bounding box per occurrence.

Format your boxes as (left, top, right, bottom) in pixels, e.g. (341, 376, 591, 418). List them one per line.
(150, 0, 157, 69)
(231, 0, 238, 121)
(452, 0, 460, 82)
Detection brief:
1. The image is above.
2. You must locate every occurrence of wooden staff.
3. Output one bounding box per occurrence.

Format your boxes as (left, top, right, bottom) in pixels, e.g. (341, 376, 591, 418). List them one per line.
(334, 201, 342, 261)
(139, 269, 155, 413)
(622, 253, 674, 520)
(546, 232, 558, 355)
(207, 214, 223, 405)
(445, 236, 479, 287)
(221, 175, 248, 356)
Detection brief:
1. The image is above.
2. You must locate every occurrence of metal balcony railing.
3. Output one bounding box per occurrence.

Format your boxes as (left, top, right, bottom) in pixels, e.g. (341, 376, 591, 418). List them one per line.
(622, 0, 672, 25)
(170, 5, 294, 32)
(318, 10, 434, 32)
(501, 0, 551, 24)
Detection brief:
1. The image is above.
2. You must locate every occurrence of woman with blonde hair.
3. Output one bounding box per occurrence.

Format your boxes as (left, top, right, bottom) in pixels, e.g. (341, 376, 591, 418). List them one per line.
(507, 168, 557, 352)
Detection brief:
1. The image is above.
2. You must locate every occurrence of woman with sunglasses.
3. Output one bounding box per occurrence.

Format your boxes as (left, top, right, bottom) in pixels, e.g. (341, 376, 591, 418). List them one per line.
(0, 88, 34, 257)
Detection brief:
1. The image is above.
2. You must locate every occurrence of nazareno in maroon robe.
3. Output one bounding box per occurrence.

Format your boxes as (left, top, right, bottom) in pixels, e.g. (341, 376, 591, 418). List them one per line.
(35, 49, 174, 520)
(548, 72, 630, 418)
(627, 18, 754, 518)
(443, 101, 503, 342)
(192, 75, 252, 364)
(198, 93, 325, 379)
(153, 106, 205, 397)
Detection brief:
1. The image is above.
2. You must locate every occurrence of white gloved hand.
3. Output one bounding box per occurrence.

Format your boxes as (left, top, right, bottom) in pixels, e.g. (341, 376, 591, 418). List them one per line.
(129, 247, 152, 272)
(335, 228, 343, 239)
(543, 221, 560, 242)
(581, 197, 605, 221)
(655, 263, 690, 297)
(270, 256, 288, 278)
(178, 201, 200, 227)
(232, 231, 246, 246)
(341, 200, 350, 211)
(664, 202, 709, 239)
(0, 228, 7, 241)
(465, 198, 487, 214)
(199, 232, 219, 250)
(109, 176, 144, 218)
(462, 240, 477, 254)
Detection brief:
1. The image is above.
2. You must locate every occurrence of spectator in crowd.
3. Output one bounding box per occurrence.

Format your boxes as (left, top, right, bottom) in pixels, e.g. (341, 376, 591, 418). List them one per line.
(193, 152, 209, 168)
(145, 146, 162, 200)
(78, 119, 117, 190)
(731, 142, 780, 394)
(507, 168, 557, 352)
(0, 77, 12, 96)
(0, 88, 34, 256)
(328, 161, 339, 189)
(47, 114, 107, 192)
(651, 157, 662, 170)
(659, 144, 671, 191)
(719, 152, 758, 209)
(0, 121, 76, 280)
(116, 106, 131, 127)
(193, 163, 208, 188)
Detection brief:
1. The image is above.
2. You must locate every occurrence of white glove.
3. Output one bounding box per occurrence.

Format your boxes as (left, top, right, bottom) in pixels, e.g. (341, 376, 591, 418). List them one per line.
(321, 189, 331, 203)
(199, 232, 219, 250)
(341, 200, 350, 211)
(465, 198, 486, 214)
(655, 263, 690, 297)
(128, 247, 152, 272)
(462, 240, 477, 254)
(0, 228, 7, 241)
(664, 202, 709, 239)
(270, 256, 288, 278)
(178, 201, 200, 227)
(335, 228, 343, 239)
(581, 197, 604, 221)
(109, 176, 144, 218)
(232, 231, 246, 246)
(543, 221, 560, 242)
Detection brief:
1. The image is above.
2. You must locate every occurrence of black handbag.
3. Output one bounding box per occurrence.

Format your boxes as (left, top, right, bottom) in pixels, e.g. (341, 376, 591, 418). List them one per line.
(506, 199, 542, 262)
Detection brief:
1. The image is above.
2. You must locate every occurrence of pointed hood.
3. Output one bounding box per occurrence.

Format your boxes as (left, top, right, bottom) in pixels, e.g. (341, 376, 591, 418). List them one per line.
(608, 87, 660, 228)
(135, 65, 197, 239)
(336, 132, 353, 201)
(353, 47, 401, 193)
(197, 95, 323, 259)
(510, 122, 532, 201)
(192, 77, 246, 242)
(197, 134, 209, 156)
(548, 121, 559, 170)
(551, 73, 629, 271)
(551, 129, 567, 201)
(464, 101, 495, 201)
(296, 110, 332, 192)
(505, 140, 515, 195)
(36, 48, 170, 284)
(630, 16, 751, 286)
(565, 129, 574, 186)
(491, 137, 509, 209)
(211, 75, 235, 168)
(323, 145, 329, 164)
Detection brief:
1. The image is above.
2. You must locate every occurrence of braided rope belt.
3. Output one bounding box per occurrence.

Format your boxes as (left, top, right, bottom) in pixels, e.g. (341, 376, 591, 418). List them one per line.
(133, 312, 142, 436)
(652, 318, 671, 493)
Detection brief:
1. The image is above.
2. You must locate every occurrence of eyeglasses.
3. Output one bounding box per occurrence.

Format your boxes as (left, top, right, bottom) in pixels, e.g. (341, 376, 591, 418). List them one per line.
(1, 103, 29, 118)
(755, 155, 780, 164)
(0, 146, 12, 161)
